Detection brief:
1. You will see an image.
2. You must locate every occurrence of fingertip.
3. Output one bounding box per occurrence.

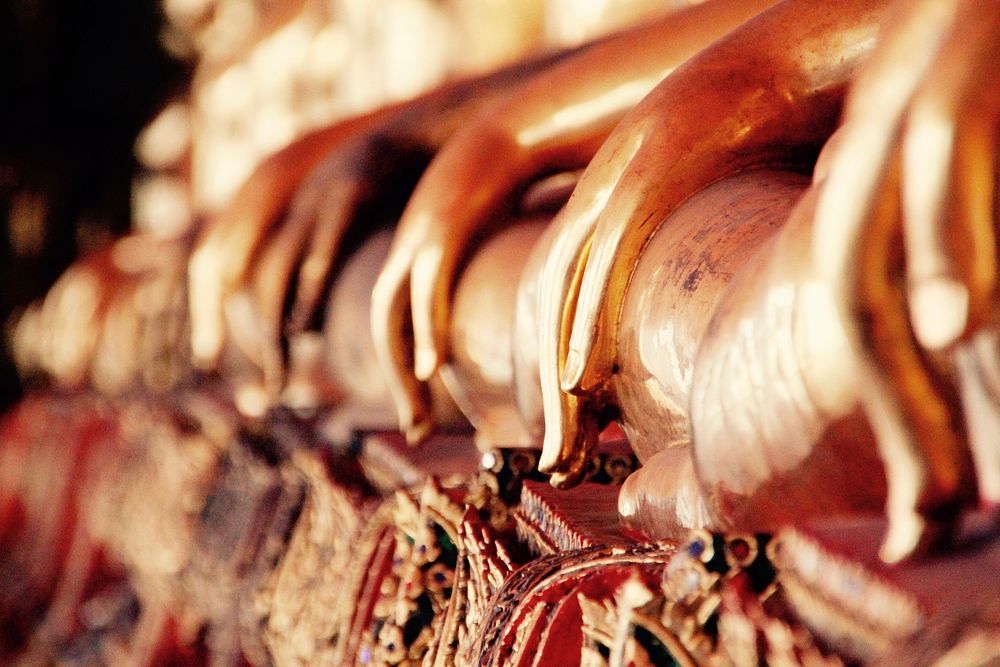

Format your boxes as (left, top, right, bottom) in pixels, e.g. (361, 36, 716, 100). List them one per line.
(561, 345, 611, 395)
(538, 427, 565, 474)
(549, 464, 587, 489)
(879, 509, 928, 564)
(559, 348, 583, 392)
(538, 412, 585, 481)
(910, 276, 969, 350)
(414, 345, 439, 382)
(404, 417, 433, 447)
(190, 327, 222, 371)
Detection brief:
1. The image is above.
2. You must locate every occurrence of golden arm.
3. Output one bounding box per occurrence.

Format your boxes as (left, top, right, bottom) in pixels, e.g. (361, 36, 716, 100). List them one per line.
(191, 48, 576, 398)
(537, 0, 885, 484)
(369, 0, 780, 443)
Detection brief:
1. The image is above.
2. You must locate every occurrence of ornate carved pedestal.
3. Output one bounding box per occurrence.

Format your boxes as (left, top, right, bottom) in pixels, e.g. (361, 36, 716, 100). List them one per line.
(3, 392, 1000, 665)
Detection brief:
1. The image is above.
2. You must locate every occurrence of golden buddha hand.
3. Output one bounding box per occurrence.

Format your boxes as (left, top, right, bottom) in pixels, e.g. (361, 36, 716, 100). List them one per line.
(225, 133, 428, 399)
(186, 110, 394, 377)
(538, 0, 885, 485)
(370, 0, 779, 444)
(192, 51, 571, 403)
(812, 0, 1000, 562)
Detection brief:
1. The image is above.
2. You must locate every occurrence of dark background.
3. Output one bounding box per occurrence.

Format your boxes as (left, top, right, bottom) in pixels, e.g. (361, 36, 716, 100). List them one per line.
(0, 0, 189, 408)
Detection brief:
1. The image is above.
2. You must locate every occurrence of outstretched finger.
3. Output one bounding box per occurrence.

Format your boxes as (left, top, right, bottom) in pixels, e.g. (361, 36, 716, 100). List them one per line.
(902, 5, 1000, 351)
(536, 197, 603, 482)
(286, 138, 423, 335)
(286, 176, 370, 335)
(90, 282, 143, 394)
(403, 127, 526, 382)
(371, 247, 434, 444)
(812, 0, 976, 562)
(41, 256, 119, 388)
(189, 170, 298, 371)
(188, 115, 389, 370)
(245, 178, 327, 392)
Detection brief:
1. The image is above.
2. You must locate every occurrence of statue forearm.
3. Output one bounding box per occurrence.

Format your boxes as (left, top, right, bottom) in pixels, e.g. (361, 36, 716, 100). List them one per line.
(538, 0, 886, 483)
(371, 0, 780, 445)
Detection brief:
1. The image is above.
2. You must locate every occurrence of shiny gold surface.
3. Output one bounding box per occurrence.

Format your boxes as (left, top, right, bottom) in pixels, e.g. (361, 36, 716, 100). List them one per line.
(613, 170, 809, 464)
(537, 0, 885, 486)
(616, 173, 888, 539)
(370, 0, 781, 445)
(445, 218, 549, 450)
